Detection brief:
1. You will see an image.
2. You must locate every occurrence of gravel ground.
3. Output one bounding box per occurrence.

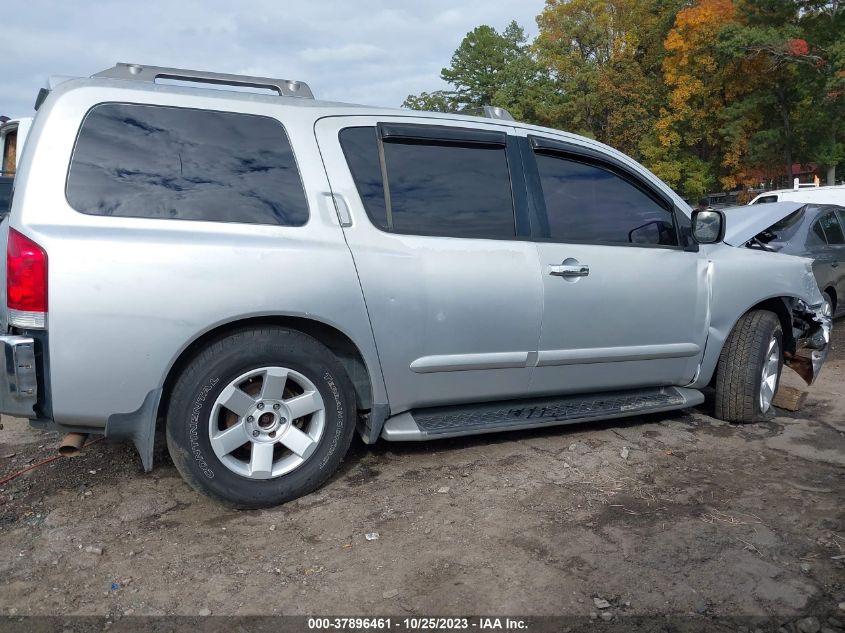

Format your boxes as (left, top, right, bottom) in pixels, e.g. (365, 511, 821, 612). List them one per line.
(0, 321, 842, 631)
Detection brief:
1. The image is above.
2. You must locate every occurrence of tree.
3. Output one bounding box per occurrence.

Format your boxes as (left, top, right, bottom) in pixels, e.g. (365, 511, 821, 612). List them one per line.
(402, 22, 549, 122)
(535, 0, 684, 159)
(401, 91, 460, 113)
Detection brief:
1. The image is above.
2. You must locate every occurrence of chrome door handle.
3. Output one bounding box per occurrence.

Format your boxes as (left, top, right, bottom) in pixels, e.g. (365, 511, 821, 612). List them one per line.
(549, 263, 590, 277)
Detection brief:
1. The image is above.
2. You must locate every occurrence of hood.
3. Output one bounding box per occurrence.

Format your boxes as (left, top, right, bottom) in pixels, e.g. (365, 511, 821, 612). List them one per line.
(721, 201, 806, 246)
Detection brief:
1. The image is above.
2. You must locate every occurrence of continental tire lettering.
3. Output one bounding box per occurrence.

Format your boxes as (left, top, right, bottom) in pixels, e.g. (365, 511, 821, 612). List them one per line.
(189, 377, 219, 479)
(321, 371, 343, 469)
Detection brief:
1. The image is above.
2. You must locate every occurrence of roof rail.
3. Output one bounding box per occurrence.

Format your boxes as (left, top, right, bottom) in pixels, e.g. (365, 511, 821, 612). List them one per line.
(461, 105, 515, 121)
(92, 63, 314, 99)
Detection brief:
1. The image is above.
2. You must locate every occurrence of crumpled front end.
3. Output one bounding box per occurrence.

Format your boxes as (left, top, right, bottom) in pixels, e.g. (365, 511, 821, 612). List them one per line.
(784, 300, 831, 385)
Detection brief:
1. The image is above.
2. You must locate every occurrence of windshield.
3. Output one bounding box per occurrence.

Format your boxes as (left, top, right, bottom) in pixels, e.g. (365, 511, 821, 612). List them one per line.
(762, 208, 805, 243)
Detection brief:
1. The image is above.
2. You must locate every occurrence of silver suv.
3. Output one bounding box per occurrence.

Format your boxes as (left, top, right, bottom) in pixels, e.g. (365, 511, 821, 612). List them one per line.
(0, 64, 831, 507)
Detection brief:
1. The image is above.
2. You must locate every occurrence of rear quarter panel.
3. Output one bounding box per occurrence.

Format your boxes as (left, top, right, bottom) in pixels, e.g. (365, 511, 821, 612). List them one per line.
(11, 80, 386, 427)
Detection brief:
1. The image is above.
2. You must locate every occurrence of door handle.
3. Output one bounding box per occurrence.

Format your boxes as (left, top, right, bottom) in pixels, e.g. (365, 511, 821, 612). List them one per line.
(549, 263, 590, 278)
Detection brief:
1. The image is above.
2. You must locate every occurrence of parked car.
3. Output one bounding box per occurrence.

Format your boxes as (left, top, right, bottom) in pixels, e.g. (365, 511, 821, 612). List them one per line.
(735, 202, 845, 318)
(0, 63, 831, 507)
(748, 184, 845, 206)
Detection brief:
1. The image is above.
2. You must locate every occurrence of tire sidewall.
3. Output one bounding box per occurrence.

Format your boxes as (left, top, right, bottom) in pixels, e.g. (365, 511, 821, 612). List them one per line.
(168, 332, 354, 507)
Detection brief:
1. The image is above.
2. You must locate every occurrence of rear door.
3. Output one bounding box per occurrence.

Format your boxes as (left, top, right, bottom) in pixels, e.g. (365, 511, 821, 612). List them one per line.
(315, 116, 542, 414)
(517, 132, 708, 396)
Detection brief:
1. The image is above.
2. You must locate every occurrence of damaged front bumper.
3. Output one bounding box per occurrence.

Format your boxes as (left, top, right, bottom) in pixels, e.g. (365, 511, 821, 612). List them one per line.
(784, 301, 831, 385)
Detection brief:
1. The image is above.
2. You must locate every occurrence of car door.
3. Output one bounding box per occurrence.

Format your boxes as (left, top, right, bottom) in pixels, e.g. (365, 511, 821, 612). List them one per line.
(314, 116, 542, 414)
(816, 209, 845, 315)
(517, 132, 708, 396)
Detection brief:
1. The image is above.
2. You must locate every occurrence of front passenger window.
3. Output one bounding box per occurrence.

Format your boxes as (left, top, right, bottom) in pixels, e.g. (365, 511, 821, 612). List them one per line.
(534, 153, 677, 246)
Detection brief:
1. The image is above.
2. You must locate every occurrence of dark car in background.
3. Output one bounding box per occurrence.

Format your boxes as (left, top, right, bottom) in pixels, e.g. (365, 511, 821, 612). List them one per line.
(0, 175, 12, 219)
(755, 203, 845, 318)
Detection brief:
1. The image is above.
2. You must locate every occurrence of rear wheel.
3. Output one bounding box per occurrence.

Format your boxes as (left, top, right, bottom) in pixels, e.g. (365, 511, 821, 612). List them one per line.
(714, 310, 783, 423)
(166, 327, 357, 508)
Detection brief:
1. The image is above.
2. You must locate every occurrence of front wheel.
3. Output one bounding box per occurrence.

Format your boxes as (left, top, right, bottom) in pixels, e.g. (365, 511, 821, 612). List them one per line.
(714, 310, 783, 423)
(166, 327, 357, 508)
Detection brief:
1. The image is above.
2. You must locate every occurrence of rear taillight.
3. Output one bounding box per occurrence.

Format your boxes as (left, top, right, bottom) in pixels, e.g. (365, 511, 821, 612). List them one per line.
(7, 229, 47, 328)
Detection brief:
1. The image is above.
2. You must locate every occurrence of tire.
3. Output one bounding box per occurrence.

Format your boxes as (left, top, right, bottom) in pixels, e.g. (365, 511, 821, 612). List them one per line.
(166, 327, 357, 509)
(714, 310, 783, 423)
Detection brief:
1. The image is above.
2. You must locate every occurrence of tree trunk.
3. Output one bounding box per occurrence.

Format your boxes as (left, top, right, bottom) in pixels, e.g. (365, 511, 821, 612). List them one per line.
(776, 83, 793, 185)
(828, 165, 836, 186)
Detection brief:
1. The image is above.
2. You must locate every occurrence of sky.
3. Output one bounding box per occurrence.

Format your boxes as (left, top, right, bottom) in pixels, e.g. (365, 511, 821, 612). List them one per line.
(0, 0, 543, 119)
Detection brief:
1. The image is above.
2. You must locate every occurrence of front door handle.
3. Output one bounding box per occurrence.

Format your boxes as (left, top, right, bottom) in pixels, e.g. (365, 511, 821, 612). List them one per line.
(549, 263, 590, 278)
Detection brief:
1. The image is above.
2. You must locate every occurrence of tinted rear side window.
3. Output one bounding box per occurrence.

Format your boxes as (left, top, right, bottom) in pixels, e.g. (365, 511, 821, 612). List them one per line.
(67, 103, 309, 226)
(0, 179, 12, 215)
(534, 153, 677, 246)
(339, 127, 388, 228)
(339, 125, 515, 239)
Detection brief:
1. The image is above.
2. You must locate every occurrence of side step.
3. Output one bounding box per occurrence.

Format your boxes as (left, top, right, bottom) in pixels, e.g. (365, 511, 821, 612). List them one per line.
(380, 387, 704, 441)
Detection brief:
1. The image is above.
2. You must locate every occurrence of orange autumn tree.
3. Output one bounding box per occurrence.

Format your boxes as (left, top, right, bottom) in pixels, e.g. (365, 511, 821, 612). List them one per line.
(642, 0, 750, 195)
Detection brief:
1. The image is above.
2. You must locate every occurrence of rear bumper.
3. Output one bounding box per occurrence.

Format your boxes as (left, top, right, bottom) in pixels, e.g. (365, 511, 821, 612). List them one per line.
(0, 335, 38, 417)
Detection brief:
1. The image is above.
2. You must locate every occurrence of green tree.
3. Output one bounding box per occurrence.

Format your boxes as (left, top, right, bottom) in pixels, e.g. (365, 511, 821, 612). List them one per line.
(401, 90, 460, 113)
(402, 22, 549, 122)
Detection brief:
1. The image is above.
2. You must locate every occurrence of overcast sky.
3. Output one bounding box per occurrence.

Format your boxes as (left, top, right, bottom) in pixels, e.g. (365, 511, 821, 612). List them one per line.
(0, 0, 543, 118)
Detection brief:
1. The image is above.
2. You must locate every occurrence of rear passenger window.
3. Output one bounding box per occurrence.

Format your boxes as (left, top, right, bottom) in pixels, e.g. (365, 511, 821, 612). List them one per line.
(339, 125, 515, 239)
(67, 103, 309, 226)
(809, 221, 827, 246)
(534, 153, 677, 246)
(820, 211, 845, 245)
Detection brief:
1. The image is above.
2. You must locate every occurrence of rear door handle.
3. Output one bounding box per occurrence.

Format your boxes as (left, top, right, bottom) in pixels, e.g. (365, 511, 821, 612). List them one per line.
(549, 263, 590, 278)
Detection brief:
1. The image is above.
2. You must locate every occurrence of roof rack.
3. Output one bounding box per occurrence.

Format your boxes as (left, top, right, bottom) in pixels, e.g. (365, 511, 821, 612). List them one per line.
(92, 63, 314, 99)
(461, 105, 515, 121)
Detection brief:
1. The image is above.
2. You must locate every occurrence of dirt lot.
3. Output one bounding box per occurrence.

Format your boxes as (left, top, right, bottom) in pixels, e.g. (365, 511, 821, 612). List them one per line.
(0, 323, 843, 631)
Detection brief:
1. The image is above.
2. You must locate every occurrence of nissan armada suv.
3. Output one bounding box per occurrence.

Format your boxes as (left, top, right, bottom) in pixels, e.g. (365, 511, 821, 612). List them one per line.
(0, 64, 830, 507)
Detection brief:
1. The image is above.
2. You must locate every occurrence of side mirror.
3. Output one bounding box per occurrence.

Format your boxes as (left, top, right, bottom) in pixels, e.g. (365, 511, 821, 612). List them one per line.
(691, 209, 725, 244)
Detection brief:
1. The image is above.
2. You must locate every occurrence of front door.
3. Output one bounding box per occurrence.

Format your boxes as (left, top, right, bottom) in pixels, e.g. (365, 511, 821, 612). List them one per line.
(315, 116, 542, 414)
(518, 132, 708, 396)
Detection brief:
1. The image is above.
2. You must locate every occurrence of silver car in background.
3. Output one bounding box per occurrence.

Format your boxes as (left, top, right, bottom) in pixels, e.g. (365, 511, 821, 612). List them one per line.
(0, 64, 831, 507)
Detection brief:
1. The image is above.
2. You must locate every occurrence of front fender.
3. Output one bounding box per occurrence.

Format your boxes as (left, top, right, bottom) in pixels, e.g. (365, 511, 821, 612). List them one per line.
(690, 245, 829, 388)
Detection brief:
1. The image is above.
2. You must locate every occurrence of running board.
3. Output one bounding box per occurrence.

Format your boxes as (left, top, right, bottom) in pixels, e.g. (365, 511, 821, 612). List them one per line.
(380, 387, 704, 441)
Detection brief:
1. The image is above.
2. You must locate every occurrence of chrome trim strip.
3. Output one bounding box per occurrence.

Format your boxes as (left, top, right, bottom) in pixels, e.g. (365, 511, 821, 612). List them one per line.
(410, 351, 530, 374)
(536, 343, 701, 367)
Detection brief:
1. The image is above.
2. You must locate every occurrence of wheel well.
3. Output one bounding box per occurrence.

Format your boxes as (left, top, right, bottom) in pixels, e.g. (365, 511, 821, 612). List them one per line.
(157, 317, 374, 424)
(748, 297, 795, 353)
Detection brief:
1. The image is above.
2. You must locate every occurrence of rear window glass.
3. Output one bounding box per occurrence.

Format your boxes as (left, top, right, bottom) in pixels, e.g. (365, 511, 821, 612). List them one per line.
(66, 103, 309, 226)
(753, 195, 778, 204)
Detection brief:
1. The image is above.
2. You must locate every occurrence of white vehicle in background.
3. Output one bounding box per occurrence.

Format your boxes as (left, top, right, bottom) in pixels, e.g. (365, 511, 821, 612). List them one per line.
(749, 183, 845, 206)
(1, 117, 33, 175)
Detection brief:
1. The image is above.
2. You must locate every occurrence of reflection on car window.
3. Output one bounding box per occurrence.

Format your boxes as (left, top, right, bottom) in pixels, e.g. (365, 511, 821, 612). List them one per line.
(67, 103, 309, 226)
(534, 153, 677, 246)
(819, 211, 845, 245)
(340, 126, 516, 239)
